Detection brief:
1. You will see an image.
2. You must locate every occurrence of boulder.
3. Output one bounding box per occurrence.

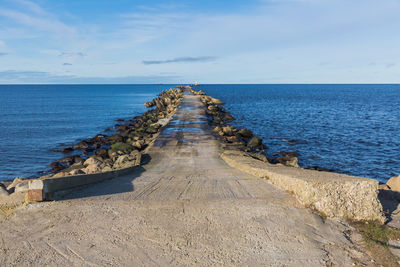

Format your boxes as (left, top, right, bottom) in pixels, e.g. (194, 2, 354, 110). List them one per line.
(82, 163, 102, 174)
(224, 114, 235, 120)
(225, 136, 240, 143)
(83, 157, 103, 166)
(95, 148, 108, 158)
(277, 156, 300, 168)
(69, 169, 85, 176)
(14, 181, 29, 193)
(213, 126, 222, 133)
(238, 129, 253, 138)
(109, 134, 124, 143)
(0, 184, 9, 198)
(73, 140, 90, 150)
(111, 142, 134, 153)
(222, 126, 234, 136)
(145, 127, 158, 134)
(247, 136, 262, 149)
(49, 161, 65, 172)
(378, 183, 390, 190)
(52, 172, 70, 178)
(132, 140, 144, 150)
(210, 97, 224, 105)
(102, 166, 113, 172)
(58, 155, 83, 166)
(387, 175, 400, 192)
(7, 177, 26, 191)
(51, 147, 74, 153)
(113, 151, 139, 169)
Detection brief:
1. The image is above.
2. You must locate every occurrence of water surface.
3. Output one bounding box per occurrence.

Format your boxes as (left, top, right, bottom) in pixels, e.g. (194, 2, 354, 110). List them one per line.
(0, 84, 175, 181)
(202, 84, 400, 183)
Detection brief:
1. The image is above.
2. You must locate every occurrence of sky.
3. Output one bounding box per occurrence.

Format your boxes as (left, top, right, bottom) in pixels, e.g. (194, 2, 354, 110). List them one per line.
(0, 0, 399, 84)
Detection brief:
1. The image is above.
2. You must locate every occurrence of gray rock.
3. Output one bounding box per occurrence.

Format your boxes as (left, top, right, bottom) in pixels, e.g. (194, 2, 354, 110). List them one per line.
(222, 126, 234, 136)
(247, 137, 262, 149)
(14, 181, 29, 193)
(7, 177, 26, 191)
(0, 184, 9, 198)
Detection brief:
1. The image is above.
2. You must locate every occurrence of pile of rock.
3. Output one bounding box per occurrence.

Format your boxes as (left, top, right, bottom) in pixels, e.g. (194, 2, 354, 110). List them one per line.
(190, 88, 274, 163)
(43, 87, 183, 179)
(190, 87, 301, 167)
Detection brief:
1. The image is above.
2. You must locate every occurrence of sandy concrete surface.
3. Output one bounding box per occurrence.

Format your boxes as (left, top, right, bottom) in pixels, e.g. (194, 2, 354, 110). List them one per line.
(0, 89, 373, 266)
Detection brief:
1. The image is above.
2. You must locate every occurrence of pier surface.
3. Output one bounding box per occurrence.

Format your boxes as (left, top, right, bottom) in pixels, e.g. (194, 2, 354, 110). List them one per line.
(0, 89, 369, 266)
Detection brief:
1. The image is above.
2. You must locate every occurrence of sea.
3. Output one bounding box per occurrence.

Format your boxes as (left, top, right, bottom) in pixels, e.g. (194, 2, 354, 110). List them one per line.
(0, 84, 399, 183)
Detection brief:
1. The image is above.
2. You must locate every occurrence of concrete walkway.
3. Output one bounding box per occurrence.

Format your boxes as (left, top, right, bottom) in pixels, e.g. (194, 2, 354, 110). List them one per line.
(0, 89, 371, 266)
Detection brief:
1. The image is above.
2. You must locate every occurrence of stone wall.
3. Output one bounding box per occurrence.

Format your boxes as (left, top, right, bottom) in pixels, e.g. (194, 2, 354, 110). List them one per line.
(221, 150, 385, 224)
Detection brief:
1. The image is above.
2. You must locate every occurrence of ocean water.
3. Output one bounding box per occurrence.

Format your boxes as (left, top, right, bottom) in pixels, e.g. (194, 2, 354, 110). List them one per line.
(0, 84, 399, 183)
(201, 84, 400, 183)
(0, 84, 175, 181)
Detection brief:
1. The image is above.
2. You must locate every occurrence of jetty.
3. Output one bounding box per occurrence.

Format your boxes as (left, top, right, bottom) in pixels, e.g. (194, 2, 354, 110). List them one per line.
(0, 86, 389, 266)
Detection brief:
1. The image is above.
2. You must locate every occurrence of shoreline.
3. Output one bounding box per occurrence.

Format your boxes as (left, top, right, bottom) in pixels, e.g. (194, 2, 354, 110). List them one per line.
(1, 85, 398, 220)
(1, 85, 400, 265)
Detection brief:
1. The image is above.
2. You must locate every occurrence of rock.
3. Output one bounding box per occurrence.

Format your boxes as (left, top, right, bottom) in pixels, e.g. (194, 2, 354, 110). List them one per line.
(279, 151, 299, 158)
(145, 127, 158, 134)
(113, 152, 139, 169)
(210, 97, 224, 105)
(249, 152, 269, 162)
(82, 163, 102, 174)
(387, 175, 400, 192)
(52, 172, 69, 178)
(14, 181, 29, 193)
(109, 134, 124, 143)
(247, 136, 262, 149)
(49, 161, 65, 172)
(378, 183, 390, 190)
(102, 166, 113, 172)
(305, 166, 333, 172)
(111, 142, 134, 153)
(6, 177, 26, 191)
(69, 169, 85, 176)
(95, 148, 108, 158)
(118, 124, 129, 131)
(131, 140, 144, 150)
(207, 105, 218, 112)
(51, 147, 74, 153)
(0, 184, 9, 198)
(58, 155, 84, 166)
(224, 114, 235, 120)
(73, 140, 90, 150)
(238, 129, 253, 138)
(213, 126, 222, 133)
(277, 156, 300, 168)
(222, 126, 234, 136)
(83, 157, 103, 166)
(225, 136, 240, 143)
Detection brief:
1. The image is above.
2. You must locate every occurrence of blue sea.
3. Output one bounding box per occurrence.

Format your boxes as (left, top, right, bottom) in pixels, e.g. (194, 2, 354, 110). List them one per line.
(202, 84, 400, 183)
(0, 84, 173, 181)
(0, 84, 399, 183)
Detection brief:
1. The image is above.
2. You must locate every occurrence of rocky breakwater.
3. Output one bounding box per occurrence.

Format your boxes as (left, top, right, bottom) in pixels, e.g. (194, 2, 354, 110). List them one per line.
(191, 88, 299, 167)
(1, 88, 183, 204)
(191, 87, 385, 223)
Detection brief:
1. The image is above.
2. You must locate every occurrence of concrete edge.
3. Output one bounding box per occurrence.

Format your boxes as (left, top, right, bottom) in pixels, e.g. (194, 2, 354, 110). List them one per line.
(221, 150, 385, 224)
(27, 154, 141, 202)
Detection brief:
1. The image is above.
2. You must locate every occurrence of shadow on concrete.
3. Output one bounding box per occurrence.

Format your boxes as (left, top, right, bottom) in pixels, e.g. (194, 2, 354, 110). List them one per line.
(378, 189, 400, 224)
(58, 154, 152, 201)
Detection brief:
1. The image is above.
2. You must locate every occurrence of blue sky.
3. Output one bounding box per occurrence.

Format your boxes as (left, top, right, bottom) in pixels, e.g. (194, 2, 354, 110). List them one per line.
(0, 0, 399, 83)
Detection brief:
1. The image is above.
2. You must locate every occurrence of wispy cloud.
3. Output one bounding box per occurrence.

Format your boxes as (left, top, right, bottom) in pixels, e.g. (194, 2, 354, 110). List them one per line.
(142, 56, 217, 65)
(62, 63, 72, 66)
(386, 63, 396, 68)
(60, 52, 86, 58)
(0, 70, 180, 84)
